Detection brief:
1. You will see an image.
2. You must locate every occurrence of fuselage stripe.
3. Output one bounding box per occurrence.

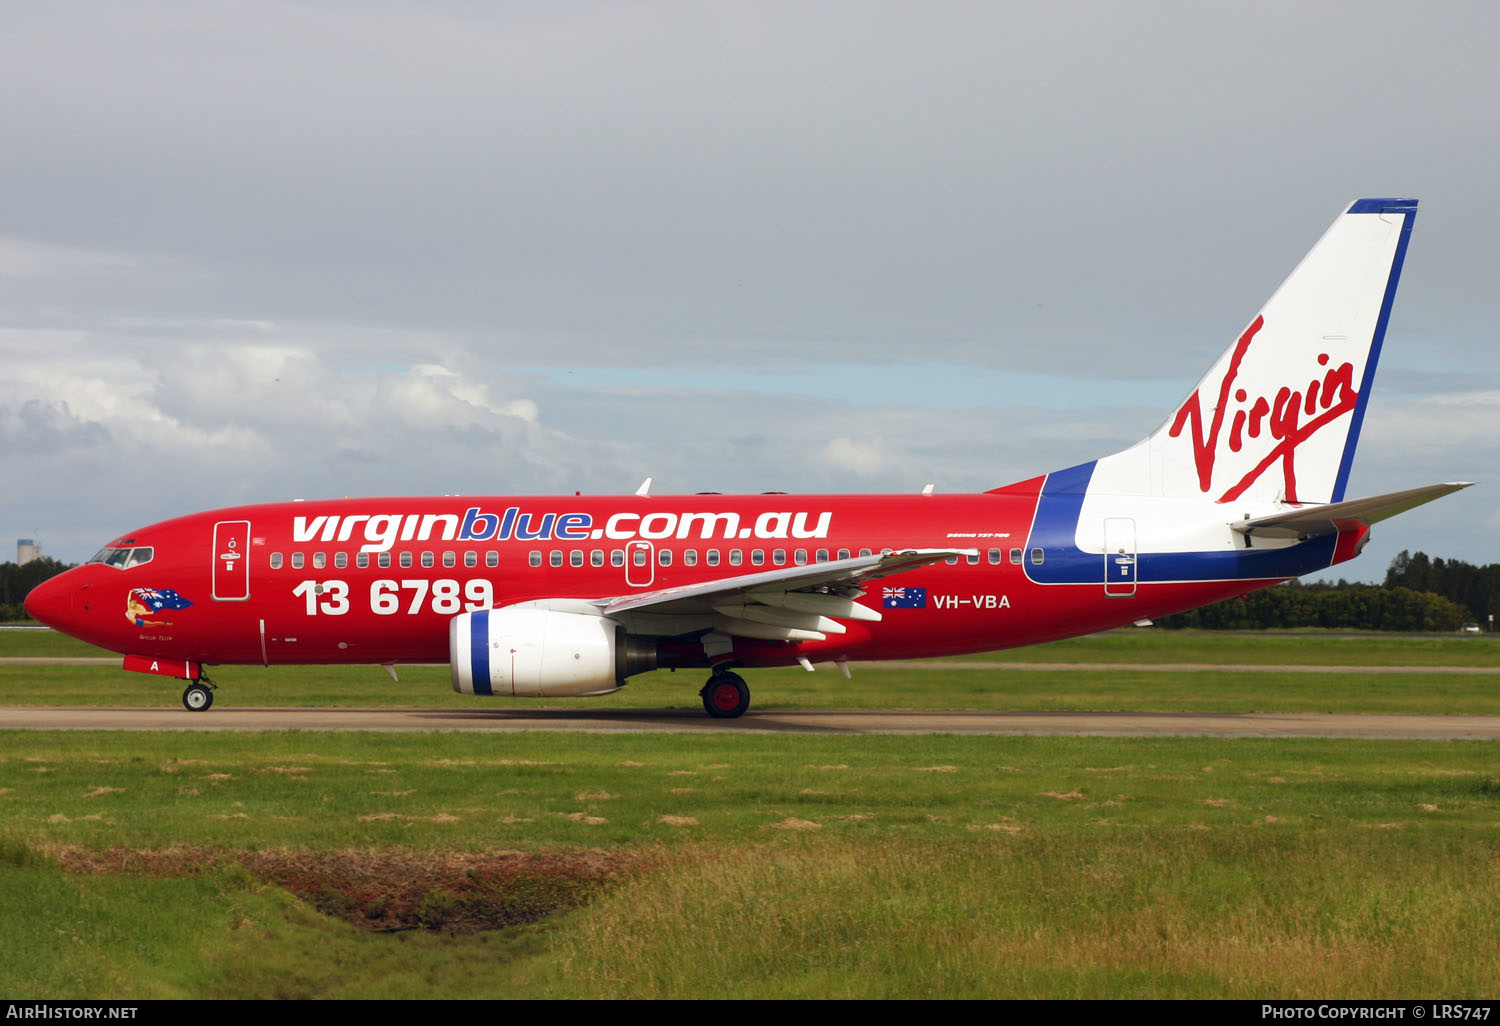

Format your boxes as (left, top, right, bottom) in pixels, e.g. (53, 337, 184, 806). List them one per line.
(1024, 459, 1340, 585)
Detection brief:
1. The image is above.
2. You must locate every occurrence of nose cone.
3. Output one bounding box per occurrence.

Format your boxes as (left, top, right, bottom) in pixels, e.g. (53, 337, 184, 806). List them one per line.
(24, 574, 74, 630)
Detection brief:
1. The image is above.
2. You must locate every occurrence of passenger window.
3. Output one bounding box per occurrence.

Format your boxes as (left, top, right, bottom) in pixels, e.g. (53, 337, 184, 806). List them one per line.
(591, 550, 604, 567)
(752, 550, 765, 566)
(529, 551, 542, 567)
(611, 550, 625, 568)
(795, 549, 808, 565)
(966, 552, 979, 565)
(335, 552, 348, 569)
(421, 551, 435, 568)
(945, 555, 958, 565)
(464, 551, 477, 568)
(707, 549, 720, 567)
(838, 548, 851, 561)
(291, 553, 304, 570)
(486, 551, 499, 568)
(684, 549, 698, 567)
(1031, 548, 1045, 565)
(314, 552, 327, 569)
(269, 553, 283, 570)
(772, 549, 786, 566)
(550, 551, 564, 567)
(859, 548, 873, 558)
(378, 552, 391, 569)
(357, 553, 370, 569)
(571, 550, 584, 567)
(633, 549, 647, 567)
(1009, 548, 1022, 565)
(400, 552, 413, 568)
(659, 549, 672, 566)
(729, 550, 743, 566)
(816, 548, 829, 563)
(443, 551, 456, 568)
(988, 548, 1001, 565)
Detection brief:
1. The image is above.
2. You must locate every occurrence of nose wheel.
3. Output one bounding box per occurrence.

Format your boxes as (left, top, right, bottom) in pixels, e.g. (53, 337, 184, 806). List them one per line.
(182, 677, 216, 712)
(700, 671, 750, 719)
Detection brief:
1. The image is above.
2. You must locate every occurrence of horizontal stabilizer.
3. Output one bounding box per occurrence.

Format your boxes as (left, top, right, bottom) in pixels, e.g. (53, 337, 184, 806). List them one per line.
(1230, 482, 1472, 540)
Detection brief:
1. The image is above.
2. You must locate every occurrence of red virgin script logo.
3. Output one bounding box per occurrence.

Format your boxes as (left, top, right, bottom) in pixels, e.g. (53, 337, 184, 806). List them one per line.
(1168, 316, 1358, 503)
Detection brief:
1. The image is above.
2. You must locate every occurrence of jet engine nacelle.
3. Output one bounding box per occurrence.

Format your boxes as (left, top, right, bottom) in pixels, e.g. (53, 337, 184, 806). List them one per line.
(449, 607, 656, 697)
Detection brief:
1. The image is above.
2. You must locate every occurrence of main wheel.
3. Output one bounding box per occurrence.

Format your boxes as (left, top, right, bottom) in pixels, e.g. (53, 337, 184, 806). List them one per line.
(701, 672, 750, 719)
(182, 683, 214, 712)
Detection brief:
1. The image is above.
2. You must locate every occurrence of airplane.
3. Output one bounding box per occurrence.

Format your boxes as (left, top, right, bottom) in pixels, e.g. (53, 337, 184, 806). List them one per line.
(25, 198, 1471, 718)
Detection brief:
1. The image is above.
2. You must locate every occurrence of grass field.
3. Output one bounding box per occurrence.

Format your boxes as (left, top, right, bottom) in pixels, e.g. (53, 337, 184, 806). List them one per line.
(2, 629, 1497, 998)
(1, 729, 1497, 998)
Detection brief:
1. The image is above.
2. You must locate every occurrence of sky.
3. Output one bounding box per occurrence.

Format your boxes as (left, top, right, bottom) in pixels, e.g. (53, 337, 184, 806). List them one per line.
(2, 1, 1497, 581)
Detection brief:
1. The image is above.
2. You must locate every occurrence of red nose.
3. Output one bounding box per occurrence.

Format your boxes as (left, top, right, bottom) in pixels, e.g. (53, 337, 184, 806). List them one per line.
(24, 574, 74, 629)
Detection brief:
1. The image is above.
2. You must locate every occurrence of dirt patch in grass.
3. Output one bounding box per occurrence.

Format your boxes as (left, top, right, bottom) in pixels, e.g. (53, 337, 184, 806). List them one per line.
(47, 844, 645, 933)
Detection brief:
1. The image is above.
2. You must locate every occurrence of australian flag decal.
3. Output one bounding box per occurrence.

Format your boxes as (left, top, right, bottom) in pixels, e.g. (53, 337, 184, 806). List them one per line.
(882, 586, 926, 609)
(132, 588, 194, 612)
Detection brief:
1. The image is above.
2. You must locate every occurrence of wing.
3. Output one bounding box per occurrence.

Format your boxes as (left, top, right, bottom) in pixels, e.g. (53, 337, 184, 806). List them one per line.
(590, 549, 972, 642)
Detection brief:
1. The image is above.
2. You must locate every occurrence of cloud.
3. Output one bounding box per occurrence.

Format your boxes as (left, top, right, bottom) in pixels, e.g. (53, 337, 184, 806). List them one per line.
(0, 323, 631, 558)
(821, 437, 887, 476)
(0, 237, 142, 279)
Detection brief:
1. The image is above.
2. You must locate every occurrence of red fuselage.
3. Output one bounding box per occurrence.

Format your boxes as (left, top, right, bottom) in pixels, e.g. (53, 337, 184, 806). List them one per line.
(27, 483, 1273, 673)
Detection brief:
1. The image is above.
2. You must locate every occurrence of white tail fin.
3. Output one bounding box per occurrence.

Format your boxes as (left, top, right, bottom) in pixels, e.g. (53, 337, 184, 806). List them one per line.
(1136, 198, 1417, 505)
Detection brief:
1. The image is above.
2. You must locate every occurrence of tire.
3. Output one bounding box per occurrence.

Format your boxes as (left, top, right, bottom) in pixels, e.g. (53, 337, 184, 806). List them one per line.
(182, 683, 214, 712)
(701, 672, 750, 718)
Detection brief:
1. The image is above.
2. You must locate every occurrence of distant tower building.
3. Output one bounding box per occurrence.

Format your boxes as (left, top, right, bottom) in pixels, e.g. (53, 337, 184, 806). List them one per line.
(17, 539, 41, 566)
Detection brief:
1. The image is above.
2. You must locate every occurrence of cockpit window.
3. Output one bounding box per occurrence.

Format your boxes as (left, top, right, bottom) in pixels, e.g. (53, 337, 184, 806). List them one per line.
(89, 546, 154, 569)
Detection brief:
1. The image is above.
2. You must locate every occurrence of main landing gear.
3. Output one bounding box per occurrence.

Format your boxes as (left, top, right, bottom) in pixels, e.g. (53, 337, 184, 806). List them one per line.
(182, 672, 217, 712)
(700, 671, 750, 719)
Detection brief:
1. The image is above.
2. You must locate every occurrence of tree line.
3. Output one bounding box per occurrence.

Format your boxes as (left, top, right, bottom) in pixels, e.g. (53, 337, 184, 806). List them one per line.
(0, 558, 71, 622)
(1153, 578, 1473, 632)
(1384, 550, 1500, 630)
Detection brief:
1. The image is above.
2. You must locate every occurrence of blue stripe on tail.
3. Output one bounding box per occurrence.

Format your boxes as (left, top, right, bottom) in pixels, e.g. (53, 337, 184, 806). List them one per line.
(1331, 199, 1418, 502)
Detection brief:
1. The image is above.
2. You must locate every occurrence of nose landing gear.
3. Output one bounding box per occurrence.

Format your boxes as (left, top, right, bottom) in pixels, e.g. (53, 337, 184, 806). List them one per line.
(182, 672, 217, 712)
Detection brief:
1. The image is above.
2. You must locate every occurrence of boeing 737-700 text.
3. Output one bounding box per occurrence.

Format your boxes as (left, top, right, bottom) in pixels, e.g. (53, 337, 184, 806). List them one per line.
(25, 199, 1469, 717)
